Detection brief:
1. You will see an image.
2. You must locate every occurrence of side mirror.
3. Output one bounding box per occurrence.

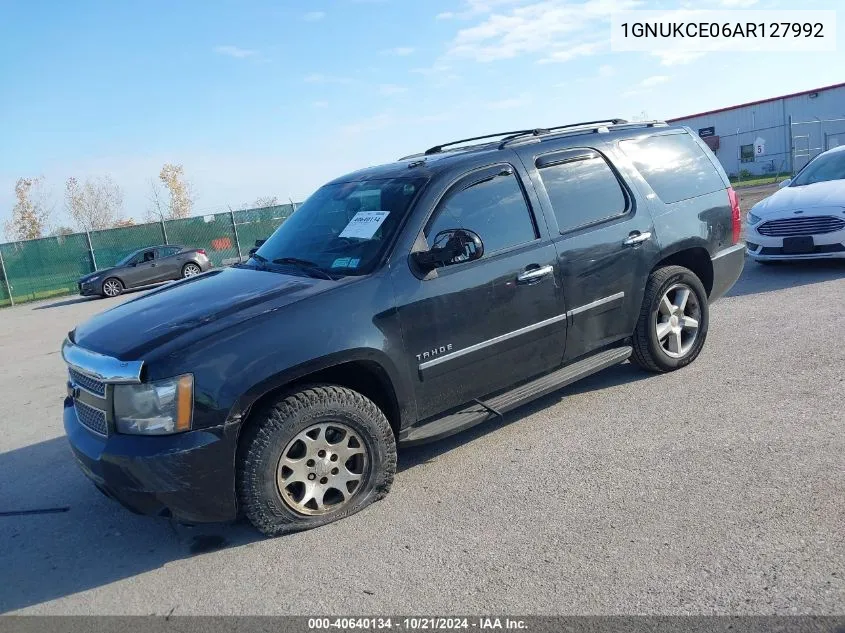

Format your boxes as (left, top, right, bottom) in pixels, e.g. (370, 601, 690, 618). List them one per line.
(411, 229, 484, 272)
(778, 178, 792, 188)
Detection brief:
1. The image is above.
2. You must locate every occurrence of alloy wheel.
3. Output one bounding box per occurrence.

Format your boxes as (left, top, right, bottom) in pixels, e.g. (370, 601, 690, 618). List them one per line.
(103, 279, 121, 297)
(276, 422, 369, 516)
(655, 283, 701, 358)
(183, 264, 201, 278)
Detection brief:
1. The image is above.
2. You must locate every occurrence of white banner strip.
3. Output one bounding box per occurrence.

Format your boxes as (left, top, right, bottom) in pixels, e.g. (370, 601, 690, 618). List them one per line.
(610, 10, 837, 53)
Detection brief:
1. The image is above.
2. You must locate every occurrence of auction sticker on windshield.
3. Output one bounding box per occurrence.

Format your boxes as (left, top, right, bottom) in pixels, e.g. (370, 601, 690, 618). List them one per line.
(339, 211, 390, 239)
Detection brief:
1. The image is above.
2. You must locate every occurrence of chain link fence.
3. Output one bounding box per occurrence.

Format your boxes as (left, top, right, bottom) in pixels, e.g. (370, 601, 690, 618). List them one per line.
(0, 204, 296, 307)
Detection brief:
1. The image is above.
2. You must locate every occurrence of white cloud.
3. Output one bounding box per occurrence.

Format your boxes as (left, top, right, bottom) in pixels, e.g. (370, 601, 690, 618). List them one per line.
(653, 51, 706, 66)
(213, 45, 258, 59)
(379, 84, 408, 95)
(719, 0, 757, 6)
(446, 0, 641, 63)
(640, 75, 669, 88)
(304, 73, 353, 84)
(436, 11, 456, 19)
(598, 64, 614, 77)
(538, 41, 603, 63)
(486, 93, 532, 110)
(382, 46, 415, 56)
(303, 11, 326, 21)
(341, 113, 395, 136)
(623, 74, 671, 96)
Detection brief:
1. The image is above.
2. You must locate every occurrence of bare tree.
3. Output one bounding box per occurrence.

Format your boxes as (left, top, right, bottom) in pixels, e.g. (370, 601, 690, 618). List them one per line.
(65, 176, 124, 231)
(49, 226, 76, 236)
(145, 178, 168, 222)
(240, 195, 279, 210)
(158, 164, 195, 219)
(4, 177, 53, 241)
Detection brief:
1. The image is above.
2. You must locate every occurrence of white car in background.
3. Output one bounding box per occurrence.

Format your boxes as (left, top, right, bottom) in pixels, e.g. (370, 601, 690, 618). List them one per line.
(746, 145, 845, 262)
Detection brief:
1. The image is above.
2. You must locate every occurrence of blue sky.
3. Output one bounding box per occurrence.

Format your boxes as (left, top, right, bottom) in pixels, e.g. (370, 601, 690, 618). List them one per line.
(1, 0, 843, 227)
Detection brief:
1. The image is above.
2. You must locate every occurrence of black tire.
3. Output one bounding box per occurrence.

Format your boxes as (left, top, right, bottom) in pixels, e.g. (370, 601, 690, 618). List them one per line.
(237, 385, 396, 536)
(101, 277, 124, 298)
(630, 265, 709, 373)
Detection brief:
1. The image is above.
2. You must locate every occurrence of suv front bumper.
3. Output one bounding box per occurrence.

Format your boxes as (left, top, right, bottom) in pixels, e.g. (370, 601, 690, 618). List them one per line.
(64, 398, 239, 523)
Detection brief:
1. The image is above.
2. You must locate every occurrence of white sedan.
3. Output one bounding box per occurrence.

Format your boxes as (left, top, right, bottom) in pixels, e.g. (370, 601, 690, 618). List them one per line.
(746, 145, 845, 262)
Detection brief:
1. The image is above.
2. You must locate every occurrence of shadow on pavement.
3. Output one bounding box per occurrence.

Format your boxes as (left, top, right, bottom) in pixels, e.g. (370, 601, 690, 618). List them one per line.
(727, 258, 845, 298)
(30, 296, 101, 310)
(399, 361, 650, 472)
(0, 361, 650, 613)
(0, 435, 260, 614)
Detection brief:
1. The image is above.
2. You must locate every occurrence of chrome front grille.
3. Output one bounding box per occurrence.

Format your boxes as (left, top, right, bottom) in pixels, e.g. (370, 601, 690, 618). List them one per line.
(69, 367, 106, 396)
(757, 215, 845, 237)
(74, 399, 108, 436)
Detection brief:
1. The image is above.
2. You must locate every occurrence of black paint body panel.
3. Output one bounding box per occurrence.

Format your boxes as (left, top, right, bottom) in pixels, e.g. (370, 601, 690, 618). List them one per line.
(62, 124, 744, 523)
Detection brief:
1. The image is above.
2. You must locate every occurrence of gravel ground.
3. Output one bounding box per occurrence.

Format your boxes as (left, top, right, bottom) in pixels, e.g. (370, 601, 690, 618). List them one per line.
(1, 260, 843, 615)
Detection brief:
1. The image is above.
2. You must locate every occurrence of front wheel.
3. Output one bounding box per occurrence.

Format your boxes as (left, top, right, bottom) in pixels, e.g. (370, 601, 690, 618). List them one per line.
(630, 265, 709, 373)
(237, 385, 396, 536)
(101, 277, 123, 298)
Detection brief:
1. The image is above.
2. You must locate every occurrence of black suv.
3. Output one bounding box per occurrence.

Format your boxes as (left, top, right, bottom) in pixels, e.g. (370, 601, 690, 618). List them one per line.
(62, 119, 744, 536)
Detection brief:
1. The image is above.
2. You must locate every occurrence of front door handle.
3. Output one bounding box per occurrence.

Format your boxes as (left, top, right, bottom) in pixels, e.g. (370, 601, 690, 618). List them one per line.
(623, 231, 652, 246)
(517, 265, 554, 284)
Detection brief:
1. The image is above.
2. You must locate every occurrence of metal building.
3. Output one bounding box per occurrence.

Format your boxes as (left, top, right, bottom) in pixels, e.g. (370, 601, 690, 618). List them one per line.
(666, 82, 845, 178)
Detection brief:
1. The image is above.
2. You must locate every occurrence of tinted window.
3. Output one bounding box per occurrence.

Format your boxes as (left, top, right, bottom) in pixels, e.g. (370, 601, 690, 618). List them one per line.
(255, 177, 426, 276)
(141, 250, 156, 262)
(619, 132, 724, 204)
(426, 169, 536, 254)
(157, 246, 181, 257)
(537, 153, 627, 233)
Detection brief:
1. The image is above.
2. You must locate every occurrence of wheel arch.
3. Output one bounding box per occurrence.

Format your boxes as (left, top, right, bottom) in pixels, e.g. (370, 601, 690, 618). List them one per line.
(232, 350, 409, 444)
(651, 244, 714, 296)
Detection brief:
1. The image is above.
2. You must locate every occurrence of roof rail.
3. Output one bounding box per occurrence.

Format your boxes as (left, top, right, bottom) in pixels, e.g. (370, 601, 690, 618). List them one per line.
(423, 129, 542, 156)
(399, 119, 668, 161)
(499, 119, 667, 148)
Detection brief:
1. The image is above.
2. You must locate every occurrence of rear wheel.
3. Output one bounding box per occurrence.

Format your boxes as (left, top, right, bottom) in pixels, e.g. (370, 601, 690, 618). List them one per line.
(182, 263, 202, 278)
(631, 265, 709, 373)
(101, 277, 123, 298)
(237, 385, 396, 536)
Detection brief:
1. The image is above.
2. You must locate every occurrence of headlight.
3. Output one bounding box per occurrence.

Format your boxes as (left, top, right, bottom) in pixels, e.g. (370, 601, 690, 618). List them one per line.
(114, 374, 193, 435)
(747, 212, 761, 225)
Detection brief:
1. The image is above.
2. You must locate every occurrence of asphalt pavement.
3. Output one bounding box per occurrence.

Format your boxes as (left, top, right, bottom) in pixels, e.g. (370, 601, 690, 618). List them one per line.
(1, 260, 843, 615)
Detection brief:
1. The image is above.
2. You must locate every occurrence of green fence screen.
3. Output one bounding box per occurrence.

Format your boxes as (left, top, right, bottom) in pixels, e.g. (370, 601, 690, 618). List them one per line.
(0, 204, 295, 308)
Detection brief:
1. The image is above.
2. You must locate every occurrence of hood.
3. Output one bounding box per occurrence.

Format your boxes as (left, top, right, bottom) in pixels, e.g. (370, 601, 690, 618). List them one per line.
(79, 268, 117, 283)
(752, 179, 845, 215)
(72, 266, 333, 358)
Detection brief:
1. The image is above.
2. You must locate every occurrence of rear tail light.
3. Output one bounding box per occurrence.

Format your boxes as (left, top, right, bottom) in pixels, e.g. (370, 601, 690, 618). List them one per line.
(727, 187, 741, 245)
(196, 249, 206, 256)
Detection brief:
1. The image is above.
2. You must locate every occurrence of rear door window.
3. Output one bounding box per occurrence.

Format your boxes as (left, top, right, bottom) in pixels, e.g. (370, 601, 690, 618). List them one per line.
(535, 150, 628, 233)
(157, 246, 181, 257)
(619, 132, 724, 204)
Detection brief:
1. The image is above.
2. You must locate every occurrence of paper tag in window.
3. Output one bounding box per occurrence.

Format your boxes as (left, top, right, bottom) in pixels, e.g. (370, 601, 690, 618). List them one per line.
(338, 211, 390, 239)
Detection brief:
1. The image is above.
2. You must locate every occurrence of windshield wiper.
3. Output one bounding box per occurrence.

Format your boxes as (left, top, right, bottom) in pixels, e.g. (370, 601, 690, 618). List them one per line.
(272, 257, 335, 280)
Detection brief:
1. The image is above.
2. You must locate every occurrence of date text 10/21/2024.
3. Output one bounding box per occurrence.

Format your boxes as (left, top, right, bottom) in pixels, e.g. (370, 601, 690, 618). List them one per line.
(307, 618, 528, 630)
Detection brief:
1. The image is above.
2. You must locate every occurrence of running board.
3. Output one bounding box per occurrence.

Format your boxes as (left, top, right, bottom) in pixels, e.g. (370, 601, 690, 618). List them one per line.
(399, 346, 632, 446)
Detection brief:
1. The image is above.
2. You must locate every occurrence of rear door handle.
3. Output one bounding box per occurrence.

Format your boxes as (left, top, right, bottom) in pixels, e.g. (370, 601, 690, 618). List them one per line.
(517, 265, 554, 284)
(623, 231, 652, 246)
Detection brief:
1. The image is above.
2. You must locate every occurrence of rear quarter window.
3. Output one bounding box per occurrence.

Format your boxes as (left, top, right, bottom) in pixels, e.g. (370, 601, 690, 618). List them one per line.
(619, 132, 725, 204)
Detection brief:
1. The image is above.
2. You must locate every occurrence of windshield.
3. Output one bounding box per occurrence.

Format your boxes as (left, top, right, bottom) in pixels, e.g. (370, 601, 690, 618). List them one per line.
(252, 176, 426, 276)
(115, 249, 142, 266)
(790, 150, 845, 186)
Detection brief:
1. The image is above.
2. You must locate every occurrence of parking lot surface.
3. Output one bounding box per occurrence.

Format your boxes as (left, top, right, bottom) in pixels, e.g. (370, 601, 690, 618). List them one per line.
(1, 261, 843, 615)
